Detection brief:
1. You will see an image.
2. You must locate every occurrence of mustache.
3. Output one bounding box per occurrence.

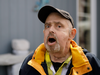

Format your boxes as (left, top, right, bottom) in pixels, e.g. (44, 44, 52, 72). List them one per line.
(46, 33, 57, 42)
(48, 33, 55, 37)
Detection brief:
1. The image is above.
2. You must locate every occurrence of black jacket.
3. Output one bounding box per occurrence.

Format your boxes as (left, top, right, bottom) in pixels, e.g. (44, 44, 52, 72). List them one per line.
(19, 49, 100, 75)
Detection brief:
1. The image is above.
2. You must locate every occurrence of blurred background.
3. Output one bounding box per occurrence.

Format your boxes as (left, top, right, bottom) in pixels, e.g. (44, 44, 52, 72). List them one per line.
(0, 0, 100, 75)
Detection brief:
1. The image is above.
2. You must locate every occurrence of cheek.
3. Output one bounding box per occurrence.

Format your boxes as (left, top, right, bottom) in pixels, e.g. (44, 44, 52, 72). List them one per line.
(44, 34, 47, 43)
(43, 31, 48, 43)
(57, 32, 70, 45)
(58, 32, 69, 41)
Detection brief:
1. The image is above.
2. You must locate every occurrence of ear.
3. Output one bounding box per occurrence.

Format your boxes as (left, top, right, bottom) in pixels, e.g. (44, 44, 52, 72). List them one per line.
(69, 28, 76, 40)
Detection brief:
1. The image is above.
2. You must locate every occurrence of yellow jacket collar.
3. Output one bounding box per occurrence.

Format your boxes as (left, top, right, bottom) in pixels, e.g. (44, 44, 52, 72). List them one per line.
(28, 40, 92, 75)
(28, 43, 46, 75)
(70, 40, 92, 75)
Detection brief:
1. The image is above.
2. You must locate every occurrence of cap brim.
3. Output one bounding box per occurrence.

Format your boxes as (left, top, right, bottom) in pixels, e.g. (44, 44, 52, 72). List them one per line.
(38, 5, 59, 23)
(38, 5, 74, 28)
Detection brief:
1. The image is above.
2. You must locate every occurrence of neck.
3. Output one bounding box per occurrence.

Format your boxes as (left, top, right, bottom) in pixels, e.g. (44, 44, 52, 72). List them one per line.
(49, 50, 71, 63)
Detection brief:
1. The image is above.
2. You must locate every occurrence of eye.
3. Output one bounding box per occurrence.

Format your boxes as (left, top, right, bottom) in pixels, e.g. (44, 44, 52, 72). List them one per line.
(46, 25, 50, 28)
(56, 22, 62, 28)
(58, 25, 61, 28)
(45, 24, 50, 28)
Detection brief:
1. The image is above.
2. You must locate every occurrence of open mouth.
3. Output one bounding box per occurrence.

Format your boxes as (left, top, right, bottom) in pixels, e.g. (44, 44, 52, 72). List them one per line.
(49, 38, 56, 43)
(47, 37, 56, 45)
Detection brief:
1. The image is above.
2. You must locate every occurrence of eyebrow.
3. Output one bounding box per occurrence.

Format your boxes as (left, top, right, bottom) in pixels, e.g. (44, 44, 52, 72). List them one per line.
(55, 22, 61, 24)
(54, 22, 63, 26)
(45, 22, 50, 25)
(44, 21, 63, 26)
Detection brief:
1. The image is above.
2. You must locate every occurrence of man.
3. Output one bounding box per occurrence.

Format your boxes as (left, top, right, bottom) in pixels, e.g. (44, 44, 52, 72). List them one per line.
(19, 5, 100, 75)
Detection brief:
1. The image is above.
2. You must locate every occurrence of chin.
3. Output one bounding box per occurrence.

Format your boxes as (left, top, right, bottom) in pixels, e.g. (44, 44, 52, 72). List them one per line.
(45, 43, 60, 52)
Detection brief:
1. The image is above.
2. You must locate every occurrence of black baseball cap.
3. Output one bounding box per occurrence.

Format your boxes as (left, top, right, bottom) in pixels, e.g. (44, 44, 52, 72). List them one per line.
(38, 5, 74, 28)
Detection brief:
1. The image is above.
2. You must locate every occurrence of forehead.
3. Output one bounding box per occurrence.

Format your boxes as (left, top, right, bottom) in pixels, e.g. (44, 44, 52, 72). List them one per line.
(47, 12, 65, 20)
(45, 12, 67, 23)
(45, 12, 71, 25)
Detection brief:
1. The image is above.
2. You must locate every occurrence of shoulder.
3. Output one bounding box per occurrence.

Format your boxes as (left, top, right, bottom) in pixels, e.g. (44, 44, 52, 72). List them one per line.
(83, 49, 100, 63)
(83, 49, 100, 74)
(19, 51, 47, 75)
(83, 49, 94, 60)
(83, 48, 100, 64)
(19, 51, 34, 75)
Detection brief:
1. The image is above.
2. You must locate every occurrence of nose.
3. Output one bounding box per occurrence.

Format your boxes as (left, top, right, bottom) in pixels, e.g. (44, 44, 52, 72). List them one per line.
(49, 26, 55, 33)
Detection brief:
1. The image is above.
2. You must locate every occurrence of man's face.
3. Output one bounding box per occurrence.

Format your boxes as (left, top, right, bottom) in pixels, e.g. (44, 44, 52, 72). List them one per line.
(43, 12, 72, 53)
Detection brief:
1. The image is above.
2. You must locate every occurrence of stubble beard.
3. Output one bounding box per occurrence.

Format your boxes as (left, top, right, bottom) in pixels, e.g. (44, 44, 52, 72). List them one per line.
(46, 43, 60, 52)
(45, 33, 61, 52)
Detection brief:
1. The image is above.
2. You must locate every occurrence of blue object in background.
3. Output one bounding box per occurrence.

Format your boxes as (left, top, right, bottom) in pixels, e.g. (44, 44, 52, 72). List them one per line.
(34, 0, 50, 11)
